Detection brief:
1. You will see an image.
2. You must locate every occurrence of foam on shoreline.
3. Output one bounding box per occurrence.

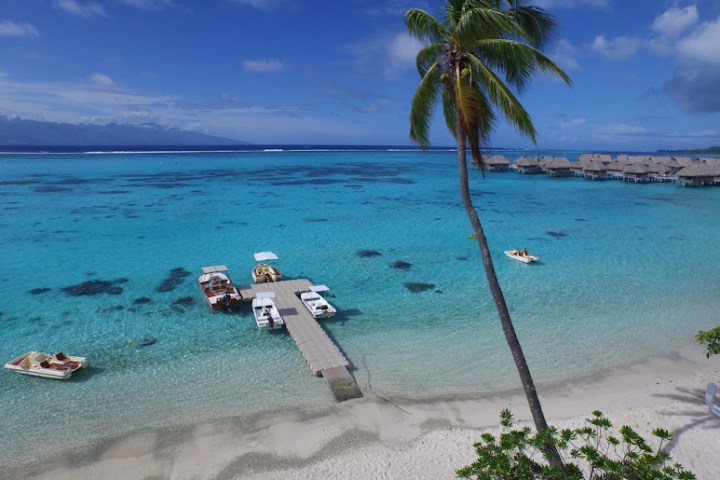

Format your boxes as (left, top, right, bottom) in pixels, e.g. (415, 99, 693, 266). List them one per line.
(14, 348, 719, 480)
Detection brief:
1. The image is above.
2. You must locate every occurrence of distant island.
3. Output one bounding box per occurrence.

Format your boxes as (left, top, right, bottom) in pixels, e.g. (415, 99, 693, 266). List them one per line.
(659, 146, 720, 154)
(0, 116, 244, 149)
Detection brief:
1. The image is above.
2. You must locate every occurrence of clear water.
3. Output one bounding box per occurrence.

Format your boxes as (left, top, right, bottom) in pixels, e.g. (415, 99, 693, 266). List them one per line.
(1, 149, 719, 467)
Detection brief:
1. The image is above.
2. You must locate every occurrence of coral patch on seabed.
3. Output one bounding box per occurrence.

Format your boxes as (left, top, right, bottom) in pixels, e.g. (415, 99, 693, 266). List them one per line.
(137, 337, 156, 347)
(403, 282, 435, 293)
(28, 287, 52, 295)
(155, 267, 191, 293)
(62, 279, 126, 296)
(391, 261, 412, 270)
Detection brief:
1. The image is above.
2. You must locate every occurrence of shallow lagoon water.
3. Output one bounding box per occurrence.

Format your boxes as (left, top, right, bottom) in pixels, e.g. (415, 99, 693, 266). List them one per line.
(1, 149, 719, 467)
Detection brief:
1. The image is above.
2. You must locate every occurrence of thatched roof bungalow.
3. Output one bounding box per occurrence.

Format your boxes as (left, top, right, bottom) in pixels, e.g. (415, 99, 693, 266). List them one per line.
(485, 154, 510, 172)
(514, 156, 543, 174)
(647, 163, 672, 182)
(676, 163, 716, 186)
(583, 160, 608, 180)
(666, 157, 684, 174)
(623, 163, 650, 183)
(570, 157, 591, 175)
(544, 157, 572, 177)
(674, 156, 693, 167)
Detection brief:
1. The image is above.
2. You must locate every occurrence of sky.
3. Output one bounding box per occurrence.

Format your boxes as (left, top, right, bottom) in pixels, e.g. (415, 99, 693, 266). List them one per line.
(1, 0, 719, 151)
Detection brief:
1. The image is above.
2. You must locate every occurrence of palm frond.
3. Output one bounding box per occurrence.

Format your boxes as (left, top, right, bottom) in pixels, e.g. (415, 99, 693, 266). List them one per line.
(467, 53, 536, 143)
(442, 84, 458, 140)
(409, 62, 444, 148)
(507, 5, 557, 48)
(416, 44, 445, 78)
(474, 39, 571, 91)
(456, 7, 522, 44)
(404, 9, 448, 44)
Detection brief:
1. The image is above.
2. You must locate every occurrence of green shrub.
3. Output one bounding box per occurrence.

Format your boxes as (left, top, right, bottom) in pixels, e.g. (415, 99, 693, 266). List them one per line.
(695, 326, 720, 358)
(457, 410, 695, 480)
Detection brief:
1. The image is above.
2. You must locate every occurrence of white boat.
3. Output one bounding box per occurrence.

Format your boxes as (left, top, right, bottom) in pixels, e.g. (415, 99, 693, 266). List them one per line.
(4, 351, 88, 380)
(299, 285, 337, 319)
(252, 251, 282, 283)
(198, 265, 243, 310)
(252, 292, 285, 330)
(504, 249, 539, 264)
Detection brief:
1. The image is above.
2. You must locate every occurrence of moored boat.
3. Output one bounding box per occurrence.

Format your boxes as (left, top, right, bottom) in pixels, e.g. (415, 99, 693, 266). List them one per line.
(504, 249, 539, 263)
(252, 292, 285, 330)
(252, 252, 282, 283)
(198, 265, 243, 310)
(4, 351, 88, 380)
(299, 285, 337, 319)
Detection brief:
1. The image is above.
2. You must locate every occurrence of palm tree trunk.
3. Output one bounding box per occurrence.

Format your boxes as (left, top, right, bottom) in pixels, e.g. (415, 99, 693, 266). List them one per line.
(455, 128, 563, 467)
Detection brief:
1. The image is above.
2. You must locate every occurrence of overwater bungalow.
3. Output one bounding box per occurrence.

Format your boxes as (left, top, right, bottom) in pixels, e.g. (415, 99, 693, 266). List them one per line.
(676, 163, 716, 186)
(514, 156, 543, 174)
(674, 156, 693, 167)
(623, 163, 650, 183)
(583, 160, 608, 180)
(647, 163, 672, 182)
(615, 154, 631, 162)
(666, 157, 684, 174)
(605, 160, 627, 179)
(486, 155, 510, 172)
(544, 157, 572, 177)
(570, 157, 591, 176)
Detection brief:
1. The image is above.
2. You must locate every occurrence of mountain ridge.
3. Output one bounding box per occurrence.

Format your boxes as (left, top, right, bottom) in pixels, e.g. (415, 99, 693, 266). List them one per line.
(0, 116, 244, 147)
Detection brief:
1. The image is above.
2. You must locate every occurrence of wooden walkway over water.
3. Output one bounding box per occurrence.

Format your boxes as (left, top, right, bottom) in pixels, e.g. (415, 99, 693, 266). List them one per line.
(237, 279, 362, 402)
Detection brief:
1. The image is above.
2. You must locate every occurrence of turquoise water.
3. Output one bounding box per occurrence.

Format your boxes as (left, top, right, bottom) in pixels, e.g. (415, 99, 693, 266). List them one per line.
(1, 149, 719, 468)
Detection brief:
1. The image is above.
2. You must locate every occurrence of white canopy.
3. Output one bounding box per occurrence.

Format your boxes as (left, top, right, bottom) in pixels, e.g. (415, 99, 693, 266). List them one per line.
(255, 291, 276, 299)
(254, 252, 278, 262)
(202, 265, 228, 274)
(309, 285, 330, 293)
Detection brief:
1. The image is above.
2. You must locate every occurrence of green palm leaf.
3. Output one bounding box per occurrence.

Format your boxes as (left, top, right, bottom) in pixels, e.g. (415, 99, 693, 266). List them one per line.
(410, 62, 444, 148)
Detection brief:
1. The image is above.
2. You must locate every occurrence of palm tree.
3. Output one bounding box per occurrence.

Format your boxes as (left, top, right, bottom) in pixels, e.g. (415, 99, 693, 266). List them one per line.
(405, 0, 571, 466)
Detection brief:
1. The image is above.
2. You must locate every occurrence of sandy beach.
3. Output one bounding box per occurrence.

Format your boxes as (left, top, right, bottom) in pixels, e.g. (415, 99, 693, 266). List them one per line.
(10, 347, 717, 480)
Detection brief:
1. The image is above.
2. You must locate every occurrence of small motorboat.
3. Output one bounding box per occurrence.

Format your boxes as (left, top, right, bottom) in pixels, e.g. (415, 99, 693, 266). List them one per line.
(4, 351, 88, 380)
(505, 249, 539, 264)
(252, 252, 282, 283)
(252, 292, 284, 330)
(299, 285, 337, 319)
(198, 265, 243, 310)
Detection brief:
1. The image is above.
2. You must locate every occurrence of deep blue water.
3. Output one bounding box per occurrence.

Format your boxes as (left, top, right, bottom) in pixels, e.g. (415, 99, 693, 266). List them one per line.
(1, 149, 719, 467)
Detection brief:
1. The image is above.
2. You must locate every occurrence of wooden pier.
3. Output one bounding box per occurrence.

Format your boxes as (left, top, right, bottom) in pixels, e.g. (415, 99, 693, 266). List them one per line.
(237, 279, 362, 402)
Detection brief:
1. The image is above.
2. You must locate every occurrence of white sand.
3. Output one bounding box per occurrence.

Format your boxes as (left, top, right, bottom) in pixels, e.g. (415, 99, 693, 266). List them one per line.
(19, 350, 720, 480)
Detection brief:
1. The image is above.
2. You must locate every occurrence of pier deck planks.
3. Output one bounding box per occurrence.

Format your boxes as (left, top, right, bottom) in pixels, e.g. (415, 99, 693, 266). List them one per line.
(237, 279, 362, 401)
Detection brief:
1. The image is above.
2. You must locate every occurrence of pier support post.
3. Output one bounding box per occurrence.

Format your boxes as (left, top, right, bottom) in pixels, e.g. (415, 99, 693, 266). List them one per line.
(322, 366, 363, 402)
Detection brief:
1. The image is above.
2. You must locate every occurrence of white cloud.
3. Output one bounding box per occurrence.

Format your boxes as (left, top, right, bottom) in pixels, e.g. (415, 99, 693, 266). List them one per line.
(228, 0, 281, 11)
(387, 33, 423, 68)
(119, 0, 174, 9)
(55, 0, 106, 17)
(676, 17, 720, 65)
(0, 74, 375, 143)
(0, 21, 39, 38)
(591, 34, 641, 61)
(651, 5, 698, 38)
(88, 73, 115, 86)
(345, 32, 421, 80)
(549, 39, 581, 70)
(599, 123, 646, 135)
(686, 129, 719, 137)
(242, 59, 285, 73)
